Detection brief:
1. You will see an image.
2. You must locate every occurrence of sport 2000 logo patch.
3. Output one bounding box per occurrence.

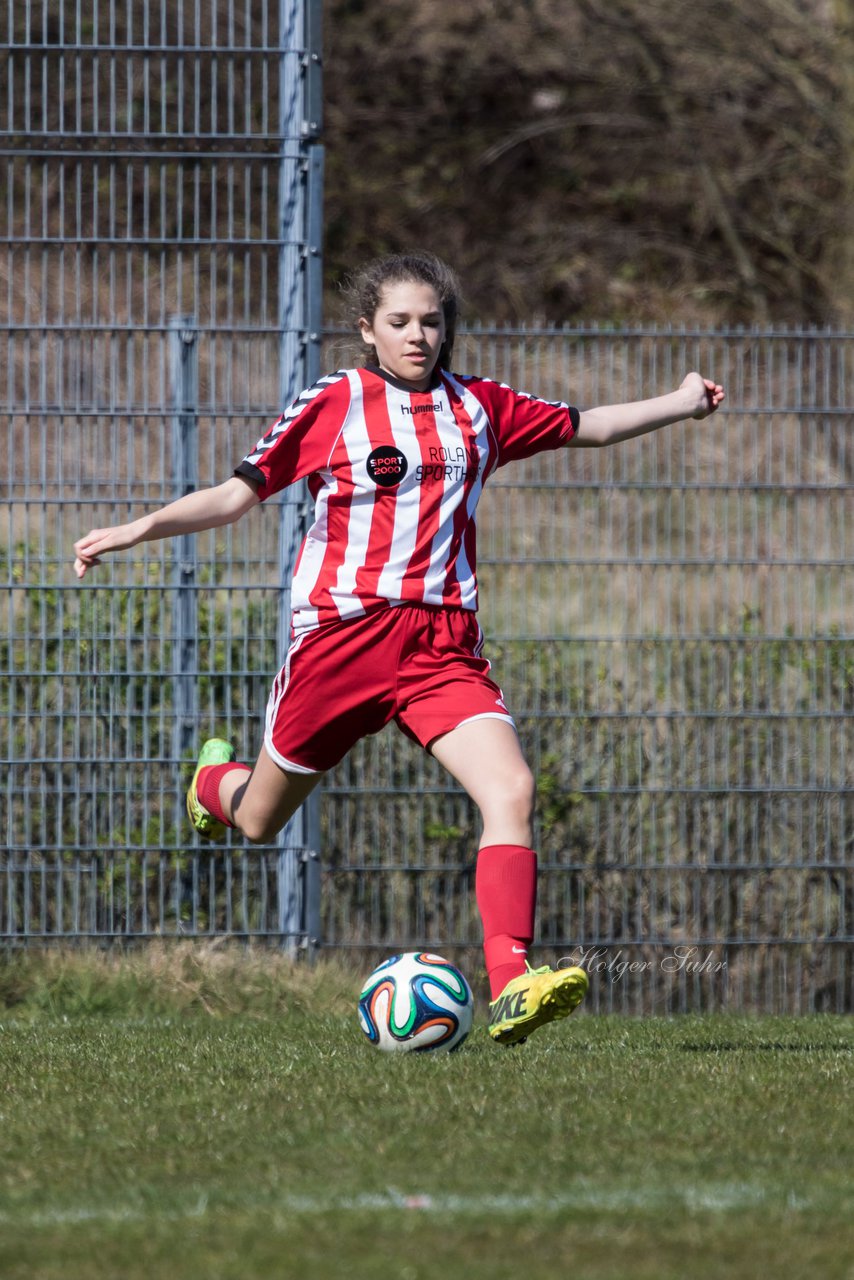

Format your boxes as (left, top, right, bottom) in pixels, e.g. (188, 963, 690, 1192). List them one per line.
(366, 446, 408, 488)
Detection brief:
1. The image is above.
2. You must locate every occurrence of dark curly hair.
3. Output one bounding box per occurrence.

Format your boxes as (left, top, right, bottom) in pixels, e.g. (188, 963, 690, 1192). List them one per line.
(347, 251, 462, 371)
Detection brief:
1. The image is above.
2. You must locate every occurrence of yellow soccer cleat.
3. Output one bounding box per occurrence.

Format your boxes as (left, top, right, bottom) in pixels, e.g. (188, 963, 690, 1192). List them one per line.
(186, 738, 235, 841)
(488, 963, 589, 1046)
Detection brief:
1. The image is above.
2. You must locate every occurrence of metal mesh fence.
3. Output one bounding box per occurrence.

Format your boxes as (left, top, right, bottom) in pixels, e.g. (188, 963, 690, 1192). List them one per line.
(1, 5, 853, 1011)
(0, 0, 322, 948)
(320, 325, 854, 1014)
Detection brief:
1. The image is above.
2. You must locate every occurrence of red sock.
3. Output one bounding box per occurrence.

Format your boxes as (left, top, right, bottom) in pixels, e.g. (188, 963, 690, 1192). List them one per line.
(475, 844, 538, 999)
(196, 763, 251, 828)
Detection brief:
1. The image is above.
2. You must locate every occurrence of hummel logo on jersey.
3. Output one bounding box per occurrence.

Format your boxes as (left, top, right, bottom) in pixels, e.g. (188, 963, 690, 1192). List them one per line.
(489, 989, 527, 1022)
(366, 446, 408, 488)
(401, 402, 443, 415)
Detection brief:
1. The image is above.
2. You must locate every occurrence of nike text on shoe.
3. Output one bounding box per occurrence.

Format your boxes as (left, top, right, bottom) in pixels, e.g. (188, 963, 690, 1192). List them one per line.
(186, 738, 235, 841)
(488, 963, 588, 1046)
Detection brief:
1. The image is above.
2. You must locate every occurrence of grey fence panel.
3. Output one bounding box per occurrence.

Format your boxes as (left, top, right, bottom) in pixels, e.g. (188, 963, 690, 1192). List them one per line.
(319, 325, 854, 1014)
(1, 8, 852, 1010)
(0, 0, 321, 946)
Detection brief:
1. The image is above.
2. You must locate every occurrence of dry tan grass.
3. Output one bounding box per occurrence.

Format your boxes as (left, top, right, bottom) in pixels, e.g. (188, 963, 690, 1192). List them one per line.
(0, 940, 360, 1018)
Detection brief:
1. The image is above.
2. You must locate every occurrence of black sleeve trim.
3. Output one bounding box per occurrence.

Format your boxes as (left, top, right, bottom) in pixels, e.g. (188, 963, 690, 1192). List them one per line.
(569, 405, 580, 433)
(235, 460, 266, 488)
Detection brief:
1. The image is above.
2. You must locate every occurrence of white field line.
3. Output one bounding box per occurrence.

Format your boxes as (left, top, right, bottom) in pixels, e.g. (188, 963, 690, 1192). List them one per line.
(0, 1182, 840, 1228)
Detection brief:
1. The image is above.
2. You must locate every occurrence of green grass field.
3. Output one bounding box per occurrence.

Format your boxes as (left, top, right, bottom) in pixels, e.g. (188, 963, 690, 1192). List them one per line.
(0, 948, 852, 1280)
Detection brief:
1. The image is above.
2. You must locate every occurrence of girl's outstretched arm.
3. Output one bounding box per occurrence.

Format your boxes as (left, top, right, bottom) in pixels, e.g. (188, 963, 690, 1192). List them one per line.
(73, 474, 260, 578)
(570, 372, 725, 448)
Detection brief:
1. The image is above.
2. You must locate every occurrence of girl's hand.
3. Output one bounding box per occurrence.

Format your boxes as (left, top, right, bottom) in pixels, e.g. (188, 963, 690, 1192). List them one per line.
(682, 372, 725, 419)
(73, 524, 139, 578)
(72, 477, 260, 578)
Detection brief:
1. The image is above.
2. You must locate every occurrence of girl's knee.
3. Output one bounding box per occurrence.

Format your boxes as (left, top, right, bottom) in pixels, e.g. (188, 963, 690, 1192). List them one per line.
(232, 802, 282, 845)
(490, 764, 536, 824)
(229, 758, 317, 844)
(512, 765, 536, 820)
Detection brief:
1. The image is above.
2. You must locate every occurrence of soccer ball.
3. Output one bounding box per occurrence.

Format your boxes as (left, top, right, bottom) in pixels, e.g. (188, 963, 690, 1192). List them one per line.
(358, 952, 474, 1053)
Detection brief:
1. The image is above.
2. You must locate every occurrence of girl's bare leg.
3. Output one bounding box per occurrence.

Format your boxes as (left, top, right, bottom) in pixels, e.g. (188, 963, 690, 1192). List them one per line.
(429, 717, 535, 847)
(220, 744, 322, 845)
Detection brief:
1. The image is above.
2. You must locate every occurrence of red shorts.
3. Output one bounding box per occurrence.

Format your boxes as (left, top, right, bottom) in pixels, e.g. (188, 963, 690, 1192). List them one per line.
(264, 603, 514, 774)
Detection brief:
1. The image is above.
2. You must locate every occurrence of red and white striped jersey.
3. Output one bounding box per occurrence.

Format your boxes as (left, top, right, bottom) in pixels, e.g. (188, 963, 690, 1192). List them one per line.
(236, 366, 579, 635)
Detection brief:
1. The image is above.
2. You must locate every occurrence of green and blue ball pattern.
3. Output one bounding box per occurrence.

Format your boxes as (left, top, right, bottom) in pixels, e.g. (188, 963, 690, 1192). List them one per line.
(358, 952, 473, 1052)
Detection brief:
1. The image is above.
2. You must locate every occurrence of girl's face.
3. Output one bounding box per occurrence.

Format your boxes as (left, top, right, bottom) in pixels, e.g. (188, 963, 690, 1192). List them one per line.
(359, 280, 446, 390)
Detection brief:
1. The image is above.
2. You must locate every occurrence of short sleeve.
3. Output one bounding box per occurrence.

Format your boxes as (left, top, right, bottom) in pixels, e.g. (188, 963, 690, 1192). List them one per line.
(235, 371, 352, 500)
(455, 375, 579, 466)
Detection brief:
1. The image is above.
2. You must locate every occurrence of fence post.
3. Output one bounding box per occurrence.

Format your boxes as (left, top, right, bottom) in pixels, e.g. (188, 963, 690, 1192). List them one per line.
(169, 318, 199, 825)
(275, 0, 324, 954)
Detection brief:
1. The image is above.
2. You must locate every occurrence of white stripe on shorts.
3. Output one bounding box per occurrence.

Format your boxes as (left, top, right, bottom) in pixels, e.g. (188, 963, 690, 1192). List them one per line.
(447, 711, 516, 732)
(263, 632, 322, 775)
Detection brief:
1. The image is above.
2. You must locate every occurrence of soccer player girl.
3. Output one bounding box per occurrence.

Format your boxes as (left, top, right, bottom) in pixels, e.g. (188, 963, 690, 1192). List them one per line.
(74, 251, 725, 1046)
